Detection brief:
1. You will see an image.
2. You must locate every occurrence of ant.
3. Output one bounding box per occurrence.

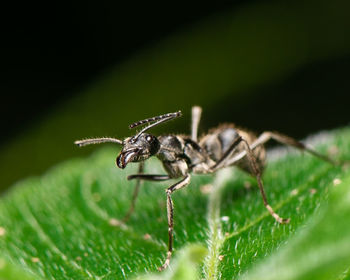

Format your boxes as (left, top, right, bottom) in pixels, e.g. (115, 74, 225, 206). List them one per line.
(75, 106, 336, 271)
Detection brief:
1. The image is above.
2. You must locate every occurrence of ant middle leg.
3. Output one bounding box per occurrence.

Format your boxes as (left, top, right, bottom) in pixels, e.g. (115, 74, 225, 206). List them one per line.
(240, 138, 290, 223)
(210, 135, 289, 224)
(231, 130, 339, 222)
(191, 106, 202, 142)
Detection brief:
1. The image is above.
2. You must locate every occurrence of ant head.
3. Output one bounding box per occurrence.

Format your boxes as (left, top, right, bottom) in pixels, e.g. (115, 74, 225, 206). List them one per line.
(117, 110, 181, 169)
(116, 133, 160, 169)
(74, 110, 182, 169)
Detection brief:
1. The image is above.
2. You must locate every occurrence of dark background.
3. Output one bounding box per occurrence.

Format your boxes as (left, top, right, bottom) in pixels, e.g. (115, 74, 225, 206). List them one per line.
(1, 1, 245, 145)
(1, 0, 349, 191)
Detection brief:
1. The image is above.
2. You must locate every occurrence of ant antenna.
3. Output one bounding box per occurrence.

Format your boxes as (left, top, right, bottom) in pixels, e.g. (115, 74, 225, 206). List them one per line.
(75, 137, 122, 147)
(75, 111, 181, 147)
(129, 111, 182, 137)
(129, 111, 182, 129)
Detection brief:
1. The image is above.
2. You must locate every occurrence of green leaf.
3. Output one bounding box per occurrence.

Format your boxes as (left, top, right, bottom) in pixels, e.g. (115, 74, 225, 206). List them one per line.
(134, 244, 207, 280)
(240, 174, 350, 280)
(0, 127, 349, 279)
(0, 256, 40, 280)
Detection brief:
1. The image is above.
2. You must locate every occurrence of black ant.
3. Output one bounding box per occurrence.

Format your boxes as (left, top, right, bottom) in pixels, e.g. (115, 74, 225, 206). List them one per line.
(75, 106, 336, 271)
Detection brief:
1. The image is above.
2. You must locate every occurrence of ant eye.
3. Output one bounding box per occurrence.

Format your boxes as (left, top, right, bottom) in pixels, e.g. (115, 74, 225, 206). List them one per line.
(146, 136, 152, 142)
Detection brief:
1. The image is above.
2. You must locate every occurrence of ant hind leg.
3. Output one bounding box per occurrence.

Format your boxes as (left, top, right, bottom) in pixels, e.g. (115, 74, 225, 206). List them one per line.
(250, 131, 337, 165)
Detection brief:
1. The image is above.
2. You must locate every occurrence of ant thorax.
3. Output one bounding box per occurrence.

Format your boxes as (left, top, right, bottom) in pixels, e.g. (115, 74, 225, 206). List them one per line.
(157, 135, 213, 178)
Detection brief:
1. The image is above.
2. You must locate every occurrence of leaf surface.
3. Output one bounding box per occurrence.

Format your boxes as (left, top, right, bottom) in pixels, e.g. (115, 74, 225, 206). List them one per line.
(0, 128, 349, 279)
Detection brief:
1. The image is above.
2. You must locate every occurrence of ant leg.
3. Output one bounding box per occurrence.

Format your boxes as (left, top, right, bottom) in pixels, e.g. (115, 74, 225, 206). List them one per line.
(127, 174, 171, 181)
(240, 138, 290, 224)
(211, 136, 243, 171)
(158, 174, 191, 271)
(123, 167, 172, 223)
(191, 106, 202, 142)
(121, 162, 144, 223)
(253, 131, 337, 164)
(210, 135, 289, 224)
(226, 131, 337, 167)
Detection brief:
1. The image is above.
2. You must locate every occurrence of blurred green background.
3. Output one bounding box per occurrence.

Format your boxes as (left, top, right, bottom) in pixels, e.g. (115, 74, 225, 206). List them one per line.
(1, 0, 350, 193)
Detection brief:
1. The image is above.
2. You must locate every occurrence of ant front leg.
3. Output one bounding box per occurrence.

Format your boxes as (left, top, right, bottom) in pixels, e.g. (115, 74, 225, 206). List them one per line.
(124, 170, 171, 222)
(159, 174, 191, 271)
(127, 174, 171, 181)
